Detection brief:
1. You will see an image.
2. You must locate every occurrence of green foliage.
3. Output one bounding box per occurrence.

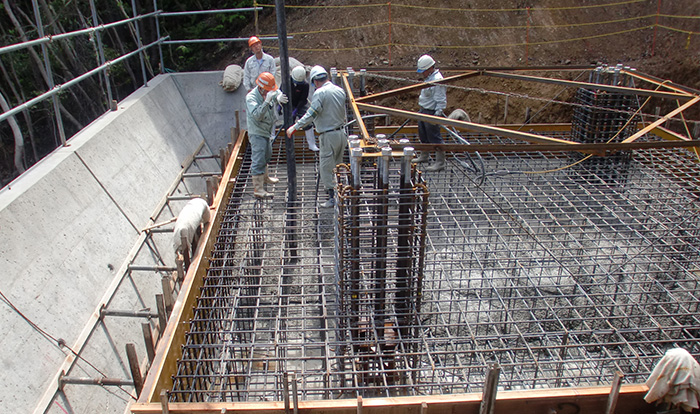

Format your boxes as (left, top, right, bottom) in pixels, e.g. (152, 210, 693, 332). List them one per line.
(0, 0, 263, 181)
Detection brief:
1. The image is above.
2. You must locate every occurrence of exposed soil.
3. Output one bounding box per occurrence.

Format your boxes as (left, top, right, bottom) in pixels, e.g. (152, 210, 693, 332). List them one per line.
(224, 0, 700, 128)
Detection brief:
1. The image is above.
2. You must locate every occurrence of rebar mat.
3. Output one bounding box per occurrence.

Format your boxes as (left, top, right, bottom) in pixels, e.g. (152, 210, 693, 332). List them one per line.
(169, 134, 700, 403)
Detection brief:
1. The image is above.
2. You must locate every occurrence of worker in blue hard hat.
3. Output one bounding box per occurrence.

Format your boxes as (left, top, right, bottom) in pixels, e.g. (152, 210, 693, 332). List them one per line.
(415, 54, 447, 172)
(290, 65, 319, 152)
(246, 72, 288, 198)
(286, 65, 347, 208)
(243, 36, 276, 92)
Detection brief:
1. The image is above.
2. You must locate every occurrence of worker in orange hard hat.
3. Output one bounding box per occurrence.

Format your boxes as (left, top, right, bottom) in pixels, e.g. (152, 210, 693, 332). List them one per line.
(243, 35, 275, 92)
(246, 72, 288, 198)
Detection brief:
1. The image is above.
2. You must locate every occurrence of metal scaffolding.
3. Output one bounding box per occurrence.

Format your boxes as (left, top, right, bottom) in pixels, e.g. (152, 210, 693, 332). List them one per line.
(166, 128, 700, 403)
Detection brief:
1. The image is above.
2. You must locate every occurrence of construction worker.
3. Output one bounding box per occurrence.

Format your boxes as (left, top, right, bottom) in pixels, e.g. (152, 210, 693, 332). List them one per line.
(243, 36, 275, 92)
(286, 65, 347, 208)
(246, 72, 288, 198)
(290, 65, 319, 152)
(414, 54, 447, 171)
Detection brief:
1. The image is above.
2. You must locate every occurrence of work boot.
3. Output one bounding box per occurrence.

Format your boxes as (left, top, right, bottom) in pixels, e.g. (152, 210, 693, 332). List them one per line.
(264, 169, 279, 185)
(319, 188, 335, 208)
(252, 174, 273, 198)
(425, 149, 445, 172)
(414, 151, 430, 163)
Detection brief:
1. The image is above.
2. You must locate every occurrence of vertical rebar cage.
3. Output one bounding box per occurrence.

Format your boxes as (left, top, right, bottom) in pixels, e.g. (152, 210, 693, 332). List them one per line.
(570, 65, 639, 185)
(334, 148, 429, 394)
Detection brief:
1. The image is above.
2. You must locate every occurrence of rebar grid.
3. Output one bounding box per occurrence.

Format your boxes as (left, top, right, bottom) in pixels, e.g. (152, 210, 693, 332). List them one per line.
(169, 131, 700, 403)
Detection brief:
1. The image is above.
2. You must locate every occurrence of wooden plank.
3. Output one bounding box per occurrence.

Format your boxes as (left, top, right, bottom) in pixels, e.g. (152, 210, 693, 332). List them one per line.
(126, 343, 143, 398)
(342, 73, 371, 141)
(639, 123, 692, 141)
(623, 69, 700, 96)
(130, 384, 653, 414)
(371, 123, 573, 135)
(402, 139, 700, 153)
(483, 70, 695, 100)
(356, 102, 582, 146)
(623, 96, 700, 143)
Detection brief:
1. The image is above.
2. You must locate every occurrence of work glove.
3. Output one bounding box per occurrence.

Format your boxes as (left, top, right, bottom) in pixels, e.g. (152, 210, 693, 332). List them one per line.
(264, 91, 276, 105)
(435, 109, 445, 117)
(276, 92, 288, 105)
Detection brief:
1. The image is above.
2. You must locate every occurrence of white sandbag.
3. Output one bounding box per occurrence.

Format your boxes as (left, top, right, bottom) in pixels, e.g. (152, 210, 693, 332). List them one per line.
(273, 57, 305, 86)
(172, 198, 211, 253)
(220, 64, 244, 92)
(645, 348, 700, 411)
(448, 108, 471, 122)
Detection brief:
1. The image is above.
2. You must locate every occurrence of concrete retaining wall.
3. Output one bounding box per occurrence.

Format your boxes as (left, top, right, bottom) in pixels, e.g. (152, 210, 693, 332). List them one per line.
(0, 72, 244, 414)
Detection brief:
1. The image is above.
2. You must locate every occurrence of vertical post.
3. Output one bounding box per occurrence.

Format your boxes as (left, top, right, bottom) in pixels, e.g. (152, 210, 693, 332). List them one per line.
(291, 372, 299, 414)
(31, 0, 66, 146)
(396, 147, 414, 337)
(151, 0, 165, 73)
(283, 372, 291, 413)
(126, 343, 144, 397)
(130, 0, 149, 87)
(142, 322, 155, 364)
(555, 331, 570, 388)
(220, 148, 227, 174)
(276, 0, 298, 260)
(160, 389, 170, 414)
(206, 177, 214, 206)
(181, 235, 191, 269)
(89, 0, 115, 106)
(175, 257, 185, 284)
(605, 371, 624, 414)
(374, 142, 391, 336)
(162, 274, 174, 314)
(155, 293, 167, 337)
(349, 147, 363, 340)
(357, 395, 363, 414)
(479, 363, 501, 414)
(234, 111, 241, 141)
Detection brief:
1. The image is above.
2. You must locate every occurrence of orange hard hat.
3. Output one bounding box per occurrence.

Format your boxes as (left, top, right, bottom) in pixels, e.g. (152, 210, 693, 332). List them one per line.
(248, 36, 261, 47)
(256, 72, 277, 91)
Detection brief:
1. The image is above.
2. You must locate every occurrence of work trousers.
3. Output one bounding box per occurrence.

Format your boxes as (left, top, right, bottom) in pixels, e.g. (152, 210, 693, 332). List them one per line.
(418, 107, 444, 144)
(249, 134, 272, 176)
(318, 129, 347, 191)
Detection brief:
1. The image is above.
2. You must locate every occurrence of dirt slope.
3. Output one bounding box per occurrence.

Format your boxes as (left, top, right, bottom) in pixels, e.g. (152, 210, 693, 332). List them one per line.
(226, 0, 700, 125)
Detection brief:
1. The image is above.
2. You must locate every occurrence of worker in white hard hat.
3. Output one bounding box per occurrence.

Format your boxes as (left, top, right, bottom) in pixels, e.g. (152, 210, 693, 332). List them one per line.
(286, 65, 347, 208)
(243, 36, 276, 92)
(246, 72, 288, 198)
(415, 54, 447, 172)
(290, 65, 319, 152)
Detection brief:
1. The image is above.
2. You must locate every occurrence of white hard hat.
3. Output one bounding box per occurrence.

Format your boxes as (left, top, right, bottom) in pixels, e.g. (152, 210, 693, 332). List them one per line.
(417, 54, 435, 73)
(309, 65, 328, 82)
(291, 66, 307, 82)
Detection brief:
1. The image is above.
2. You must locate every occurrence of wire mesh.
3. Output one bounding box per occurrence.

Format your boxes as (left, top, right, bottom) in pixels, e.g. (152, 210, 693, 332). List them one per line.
(168, 131, 700, 403)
